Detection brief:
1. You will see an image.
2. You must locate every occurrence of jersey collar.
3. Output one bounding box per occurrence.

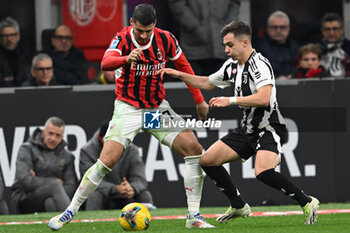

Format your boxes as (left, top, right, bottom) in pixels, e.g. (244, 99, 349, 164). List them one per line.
(130, 27, 154, 50)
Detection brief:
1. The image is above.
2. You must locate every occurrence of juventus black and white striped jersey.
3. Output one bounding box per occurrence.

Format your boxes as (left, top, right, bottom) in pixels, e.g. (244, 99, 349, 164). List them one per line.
(209, 51, 285, 134)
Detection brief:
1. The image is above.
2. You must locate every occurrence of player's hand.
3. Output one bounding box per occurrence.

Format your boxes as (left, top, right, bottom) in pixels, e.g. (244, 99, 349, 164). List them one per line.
(157, 68, 180, 79)
(126, 48, 142, 63)
(209, 97, 230, 108)
(196, 101, 209, 120)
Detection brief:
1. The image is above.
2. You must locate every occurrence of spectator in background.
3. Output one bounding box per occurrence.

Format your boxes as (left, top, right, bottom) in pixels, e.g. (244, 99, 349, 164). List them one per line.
(167, 0, 240, 76)
(318, 13, 350, 77)
(46, 25, 87, 85)
(0, 167, 9, 215)
(0, 17, 31, 87)
(257, 11, 299, 79)
(93, 70, 116, 84)
(80, 122, 155, 210)
(293, 43, 328, 79)
(22, 53, 58, 86)
(11, 117, 78, 213)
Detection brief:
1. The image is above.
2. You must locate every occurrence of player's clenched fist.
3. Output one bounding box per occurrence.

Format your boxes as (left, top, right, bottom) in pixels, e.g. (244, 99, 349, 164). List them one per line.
(126, 48, 142, 63)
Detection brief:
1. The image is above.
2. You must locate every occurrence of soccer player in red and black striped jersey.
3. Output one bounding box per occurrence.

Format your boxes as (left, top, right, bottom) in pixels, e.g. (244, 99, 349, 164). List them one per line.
(102, 11, 206, 109)
(49, 4, 214, 231)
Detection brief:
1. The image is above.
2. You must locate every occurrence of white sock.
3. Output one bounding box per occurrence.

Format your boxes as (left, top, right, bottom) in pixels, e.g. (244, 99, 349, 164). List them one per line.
(184, 155, 203, 217)
(67, 159, 111, 215)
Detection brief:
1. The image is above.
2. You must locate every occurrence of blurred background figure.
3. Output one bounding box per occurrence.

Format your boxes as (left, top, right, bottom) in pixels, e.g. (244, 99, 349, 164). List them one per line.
(80, 121, 156, 210)
(167, 0, 240, 76)
(256, 10, 299, 79)
(0, 167, 9, 215)
(22, 53, 58, 86)
(93, 70, 116, 85)
(45, 25, 88, 85)
(318, 12, 350, 77)
(11, 117, 78, 213)
(0, 17, 31, 87)
(293, 43, 329, 78)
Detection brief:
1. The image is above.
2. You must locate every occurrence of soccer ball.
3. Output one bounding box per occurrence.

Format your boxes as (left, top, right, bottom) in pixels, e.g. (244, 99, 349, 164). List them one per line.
(119, 202, 151, 231)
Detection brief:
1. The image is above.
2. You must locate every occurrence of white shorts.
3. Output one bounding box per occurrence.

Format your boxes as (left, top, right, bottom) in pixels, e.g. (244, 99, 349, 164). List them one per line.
(104, 99, 187, 148)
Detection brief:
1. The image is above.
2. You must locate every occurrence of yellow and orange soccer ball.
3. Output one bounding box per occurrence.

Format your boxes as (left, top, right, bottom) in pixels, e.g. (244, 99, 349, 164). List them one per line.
(119, 202, 151, 231)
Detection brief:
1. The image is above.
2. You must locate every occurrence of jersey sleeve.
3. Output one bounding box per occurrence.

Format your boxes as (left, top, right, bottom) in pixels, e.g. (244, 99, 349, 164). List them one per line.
(209, 60, 232, 89)
(101, 33, 128, 70)
(252, 59, 274, 89)
(173, 53, 204, 104)
(106, 34, 124, 55)
(165, 32, 182, 61)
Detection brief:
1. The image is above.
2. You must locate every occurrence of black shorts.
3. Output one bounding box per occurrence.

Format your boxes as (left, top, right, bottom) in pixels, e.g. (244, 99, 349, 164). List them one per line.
(220, 124, 288, 160)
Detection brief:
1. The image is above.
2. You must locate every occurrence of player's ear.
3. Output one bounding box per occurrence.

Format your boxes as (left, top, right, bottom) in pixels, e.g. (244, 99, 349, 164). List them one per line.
(130, 17, 134, 26)
(243, 38, 249, 48)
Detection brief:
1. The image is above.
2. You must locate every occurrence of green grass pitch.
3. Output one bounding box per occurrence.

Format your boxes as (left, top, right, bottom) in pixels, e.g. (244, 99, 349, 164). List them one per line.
(0, 203, 350, 233)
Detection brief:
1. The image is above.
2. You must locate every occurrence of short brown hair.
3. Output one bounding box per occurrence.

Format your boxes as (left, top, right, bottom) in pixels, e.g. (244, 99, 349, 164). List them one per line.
(298, 43, 322, 60)
(220, 21, 251, 40)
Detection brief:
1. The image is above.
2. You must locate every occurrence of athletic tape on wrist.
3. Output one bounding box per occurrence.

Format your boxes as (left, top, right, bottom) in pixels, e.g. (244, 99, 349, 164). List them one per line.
(229, 97, 237, 105)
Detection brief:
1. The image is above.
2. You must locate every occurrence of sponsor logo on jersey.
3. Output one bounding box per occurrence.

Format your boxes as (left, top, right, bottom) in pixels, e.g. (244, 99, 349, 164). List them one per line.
(131, 62, 166, 76)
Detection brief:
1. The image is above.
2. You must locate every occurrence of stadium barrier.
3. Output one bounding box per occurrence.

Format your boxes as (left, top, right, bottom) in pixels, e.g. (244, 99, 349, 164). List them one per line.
(0, 78, 349, 212)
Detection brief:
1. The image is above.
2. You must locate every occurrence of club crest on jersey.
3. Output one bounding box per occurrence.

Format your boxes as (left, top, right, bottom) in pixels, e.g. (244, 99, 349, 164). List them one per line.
(243, 71, 248, 84)
(157, 50, 163, 60)
(232, 68, 237, 74)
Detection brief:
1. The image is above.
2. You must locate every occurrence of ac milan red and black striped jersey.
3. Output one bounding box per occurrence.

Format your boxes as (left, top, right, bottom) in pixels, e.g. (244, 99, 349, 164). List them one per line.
(104, 26, 200, 108)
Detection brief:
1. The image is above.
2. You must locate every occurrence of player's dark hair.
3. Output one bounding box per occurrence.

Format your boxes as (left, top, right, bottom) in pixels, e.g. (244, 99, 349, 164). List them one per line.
(132, 4, 156, 26)
(321, 13, 343, 27)
(220, 21, 251, 40)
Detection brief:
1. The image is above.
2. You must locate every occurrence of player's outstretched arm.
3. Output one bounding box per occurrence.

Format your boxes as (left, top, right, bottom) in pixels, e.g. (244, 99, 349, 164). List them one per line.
(209, 85, 272, 108)
(158, 68, 215, 90)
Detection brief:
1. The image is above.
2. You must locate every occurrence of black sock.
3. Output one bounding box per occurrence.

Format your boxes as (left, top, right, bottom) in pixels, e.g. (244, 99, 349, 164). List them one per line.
(256, 168, 312, 206)
(201, 165, 246, 208)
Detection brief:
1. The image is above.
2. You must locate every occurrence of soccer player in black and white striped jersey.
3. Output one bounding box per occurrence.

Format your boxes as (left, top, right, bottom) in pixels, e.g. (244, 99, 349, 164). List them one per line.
(159, 21, 320, 225)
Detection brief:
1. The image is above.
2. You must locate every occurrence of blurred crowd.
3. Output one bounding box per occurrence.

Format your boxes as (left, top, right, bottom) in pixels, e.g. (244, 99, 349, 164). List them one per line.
(1, 7, 350, 88)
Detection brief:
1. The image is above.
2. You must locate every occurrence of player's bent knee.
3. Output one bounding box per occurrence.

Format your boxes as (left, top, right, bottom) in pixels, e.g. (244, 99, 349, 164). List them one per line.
(200, 154, 218, 166)
(179, 140, 202, 156)
(189, 141, 202, 155)
(99, 141, 124, 168)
